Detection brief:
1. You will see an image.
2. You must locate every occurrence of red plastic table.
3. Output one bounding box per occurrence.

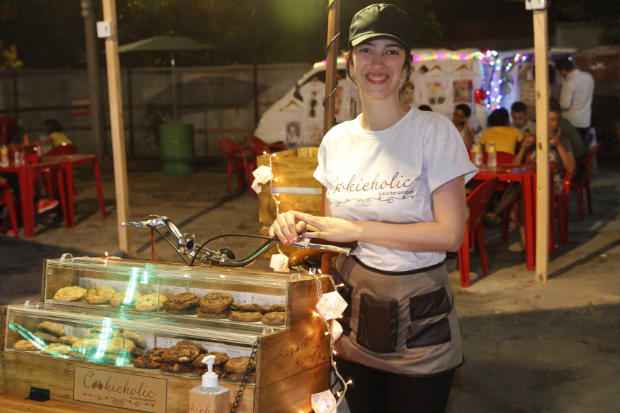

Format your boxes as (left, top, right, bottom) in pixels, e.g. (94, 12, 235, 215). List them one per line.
(0, 158, 66, 237)
(42, 154, 107, 227)
(473, 165, 536, 271)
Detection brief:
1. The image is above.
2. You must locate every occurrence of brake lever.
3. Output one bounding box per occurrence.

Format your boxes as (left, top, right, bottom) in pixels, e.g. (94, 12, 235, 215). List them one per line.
(288, 237, 354, 256)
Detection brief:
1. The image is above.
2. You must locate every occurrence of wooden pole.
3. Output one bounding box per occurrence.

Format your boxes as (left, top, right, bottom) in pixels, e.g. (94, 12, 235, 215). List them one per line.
(533, 9, 550, 282)
(102, 0, 131, 255)
(323, 0, 341, 134)
(81, 0, 105, 161)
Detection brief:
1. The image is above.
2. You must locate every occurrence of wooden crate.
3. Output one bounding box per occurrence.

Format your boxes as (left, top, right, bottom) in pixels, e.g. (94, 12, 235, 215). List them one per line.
(256, 148, 323, 235)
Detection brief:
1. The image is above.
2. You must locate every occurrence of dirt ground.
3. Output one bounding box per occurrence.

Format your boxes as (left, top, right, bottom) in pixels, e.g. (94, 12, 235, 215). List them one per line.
(1, 160, 619, 413)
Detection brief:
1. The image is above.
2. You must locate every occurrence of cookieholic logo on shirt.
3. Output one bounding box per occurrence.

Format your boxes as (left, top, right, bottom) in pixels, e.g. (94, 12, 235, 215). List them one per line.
(330, 171, 419, 205)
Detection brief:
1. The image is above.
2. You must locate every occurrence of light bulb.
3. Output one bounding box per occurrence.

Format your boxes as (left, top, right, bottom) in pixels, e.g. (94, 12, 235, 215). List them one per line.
(311, 390, 337, 413)
(316, 291, 348, 321)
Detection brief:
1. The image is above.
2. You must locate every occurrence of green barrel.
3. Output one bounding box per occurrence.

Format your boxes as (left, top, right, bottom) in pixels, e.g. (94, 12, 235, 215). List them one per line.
(159, 121, 194, 176)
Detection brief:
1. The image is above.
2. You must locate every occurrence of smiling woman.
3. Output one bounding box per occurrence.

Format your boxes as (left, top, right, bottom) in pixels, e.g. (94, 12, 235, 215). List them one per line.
(269, 4, 476, 413)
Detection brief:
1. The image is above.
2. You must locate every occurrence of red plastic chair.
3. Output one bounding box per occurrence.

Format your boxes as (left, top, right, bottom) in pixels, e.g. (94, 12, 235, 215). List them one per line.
(217, 137, 255, 192)
(570, 144, 598, 220)
(0, 179, 19, 237)
(496, 151, 514, 165)
(458, 179, 497, 287)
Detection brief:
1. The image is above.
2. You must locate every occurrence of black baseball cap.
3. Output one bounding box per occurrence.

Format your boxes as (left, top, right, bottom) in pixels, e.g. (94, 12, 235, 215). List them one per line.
(348, 3, 413, 50)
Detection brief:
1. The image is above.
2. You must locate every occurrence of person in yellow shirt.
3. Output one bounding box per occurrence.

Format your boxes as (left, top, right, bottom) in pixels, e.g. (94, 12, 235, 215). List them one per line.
(44, 119, 72, 147)
(480, 108, 523, 155)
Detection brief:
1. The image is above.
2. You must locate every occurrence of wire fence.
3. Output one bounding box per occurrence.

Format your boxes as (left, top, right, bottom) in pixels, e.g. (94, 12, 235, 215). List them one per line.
(0, 63, 309, 159)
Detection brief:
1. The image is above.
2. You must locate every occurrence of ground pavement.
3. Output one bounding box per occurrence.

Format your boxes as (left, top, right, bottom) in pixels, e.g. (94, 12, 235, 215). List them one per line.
(1, 162, 618, 413)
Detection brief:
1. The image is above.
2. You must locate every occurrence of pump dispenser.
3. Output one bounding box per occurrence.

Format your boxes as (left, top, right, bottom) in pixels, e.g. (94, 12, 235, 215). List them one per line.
(188, 355, 231, 413)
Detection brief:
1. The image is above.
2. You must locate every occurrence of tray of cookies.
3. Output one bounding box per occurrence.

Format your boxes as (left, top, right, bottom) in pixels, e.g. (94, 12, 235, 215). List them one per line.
(42, 257, 304, 329)
(4, 304, 258, 382)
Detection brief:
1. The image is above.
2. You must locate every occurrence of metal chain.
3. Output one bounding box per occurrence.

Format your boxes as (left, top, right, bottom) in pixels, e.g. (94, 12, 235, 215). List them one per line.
(230, 339, 259, 413)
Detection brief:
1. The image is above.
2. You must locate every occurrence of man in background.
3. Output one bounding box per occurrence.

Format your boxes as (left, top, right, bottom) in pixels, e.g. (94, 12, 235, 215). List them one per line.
(556, 57, 594, 144)
(510, 101, 536, 134)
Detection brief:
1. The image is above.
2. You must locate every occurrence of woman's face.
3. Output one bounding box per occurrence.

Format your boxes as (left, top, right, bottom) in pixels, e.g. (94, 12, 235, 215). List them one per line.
(350, 38, 407, 102)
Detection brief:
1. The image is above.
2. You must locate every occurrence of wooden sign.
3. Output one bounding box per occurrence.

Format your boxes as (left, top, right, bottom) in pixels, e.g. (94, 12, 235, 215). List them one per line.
(74, 366, 167, 413)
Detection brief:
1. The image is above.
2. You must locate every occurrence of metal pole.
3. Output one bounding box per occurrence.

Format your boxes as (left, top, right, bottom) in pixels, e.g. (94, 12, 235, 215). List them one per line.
(81, 0, 105, 161)
(533, 9, 550, 282)
(323, 0, 341, 134)
(102, 0, 131, 255)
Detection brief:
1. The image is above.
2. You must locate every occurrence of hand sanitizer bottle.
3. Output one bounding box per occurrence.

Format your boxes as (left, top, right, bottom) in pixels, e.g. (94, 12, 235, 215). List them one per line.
(188, 355, 231, 413)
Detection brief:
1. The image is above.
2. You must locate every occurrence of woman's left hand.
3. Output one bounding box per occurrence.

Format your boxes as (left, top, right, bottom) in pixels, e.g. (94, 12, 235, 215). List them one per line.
(292, 212, 362, 243)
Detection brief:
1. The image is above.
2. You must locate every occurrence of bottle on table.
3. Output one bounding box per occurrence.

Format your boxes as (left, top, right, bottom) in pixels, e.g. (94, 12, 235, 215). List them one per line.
(472, 143, 484, 167)
(486, 142, 497, 169)
(0, 145, 8, 167)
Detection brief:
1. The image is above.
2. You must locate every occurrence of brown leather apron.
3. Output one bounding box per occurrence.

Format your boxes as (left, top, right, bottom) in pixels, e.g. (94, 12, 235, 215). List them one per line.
(333, 255, 463, 376)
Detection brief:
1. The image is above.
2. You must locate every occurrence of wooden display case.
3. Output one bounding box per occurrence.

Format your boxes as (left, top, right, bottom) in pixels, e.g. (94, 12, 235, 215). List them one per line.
(0, 257, 332, 413)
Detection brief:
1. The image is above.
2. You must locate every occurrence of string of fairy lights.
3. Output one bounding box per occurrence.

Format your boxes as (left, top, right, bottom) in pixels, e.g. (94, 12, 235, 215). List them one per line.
(258, 151, 351, 412)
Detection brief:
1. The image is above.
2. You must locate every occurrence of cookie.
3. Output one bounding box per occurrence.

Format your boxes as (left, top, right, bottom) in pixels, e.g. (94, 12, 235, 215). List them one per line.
(231, 303, 263, 313)
(262, 311, 286, 326)
(34, 331, 59, 343)
(85, 286, 116, 304)
(135, 293, 168, 312)
(197, 309, 229, 319)
(199, 293, 233, 315)
(164, 292, 199, 313)
(229, 311, 263, 322)
(192, 351, 229, 370)
(58, 335, 80, 345)
(134, 348, 166, 369)
(42, 343, 72, 355)
(14, 340, 37, 351)
(224, 357, 254, 374)
(160, 362, 194, 374)
(37, 321, 65, 337)
(110, 290, 141, 307)
(53, 286, 86, 302)
(162, 341, 205, 363)
(107, 337, 136, 354)
(263, 304, 286, 313)
(122, 331, 147, 348)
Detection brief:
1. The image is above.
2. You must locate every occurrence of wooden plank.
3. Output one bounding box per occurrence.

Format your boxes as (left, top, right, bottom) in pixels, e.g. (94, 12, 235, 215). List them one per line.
(288, 277, 322, 324)
(256, 362, 330, 413)
(102, 0, 131, 255)
(533, 9, 550, 283)
(2, 352, 255, 413)
(257, 317, 330, 388)
(0, 394, 127, 413)
(323, 0, 341, 134)
(0, 306, 6, 394)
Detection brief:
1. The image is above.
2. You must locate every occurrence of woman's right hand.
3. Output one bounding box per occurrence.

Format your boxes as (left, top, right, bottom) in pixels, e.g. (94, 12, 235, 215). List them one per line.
(269, 211, 307, 245)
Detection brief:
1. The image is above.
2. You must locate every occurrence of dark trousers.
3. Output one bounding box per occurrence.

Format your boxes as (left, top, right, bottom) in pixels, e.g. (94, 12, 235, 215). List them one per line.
(337, 359, 456, 413)
(576, 127, 590, 145)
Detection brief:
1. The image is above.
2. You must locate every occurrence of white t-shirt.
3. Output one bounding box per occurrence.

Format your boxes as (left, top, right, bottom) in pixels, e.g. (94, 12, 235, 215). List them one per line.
(560, 69, 594, 128)
(314, 108, 477, 272)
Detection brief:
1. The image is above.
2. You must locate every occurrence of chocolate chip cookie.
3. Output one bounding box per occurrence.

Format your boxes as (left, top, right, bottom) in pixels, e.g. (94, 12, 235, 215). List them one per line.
(164, 292, 199, 313)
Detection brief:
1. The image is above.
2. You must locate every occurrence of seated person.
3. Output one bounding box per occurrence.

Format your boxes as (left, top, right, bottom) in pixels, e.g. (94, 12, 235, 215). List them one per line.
(480, 108, 523, 155)
(515, 101, 576, 179)
(452, 103, 474, 150)
(510, 101, 536, 134)
(40, 119, 73, 154)
(549, 99, 587, 163)
(488, 102, 576, 237)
